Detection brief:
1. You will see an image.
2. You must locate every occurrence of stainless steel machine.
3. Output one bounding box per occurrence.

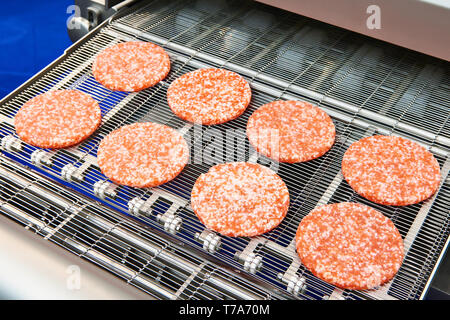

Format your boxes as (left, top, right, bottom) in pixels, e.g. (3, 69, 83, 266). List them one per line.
(1, 0, 449, 300)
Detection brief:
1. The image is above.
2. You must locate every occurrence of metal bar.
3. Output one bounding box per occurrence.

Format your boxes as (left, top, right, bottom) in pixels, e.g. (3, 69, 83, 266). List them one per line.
(0, 0, 448, 301)
(0, 156, 269, 300)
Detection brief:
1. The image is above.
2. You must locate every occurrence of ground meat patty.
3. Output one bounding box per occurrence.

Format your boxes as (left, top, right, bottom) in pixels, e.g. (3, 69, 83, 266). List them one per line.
(14, 89, 101, 149)
(167, 68, 251, 125)
(191, 162, 289, 237)
(97, 122, 189, 188)
(246, 100, 335, 163)
(92, 41, 170, 92)
(296, 202, 404, 290)
(342, 135, 441, 206)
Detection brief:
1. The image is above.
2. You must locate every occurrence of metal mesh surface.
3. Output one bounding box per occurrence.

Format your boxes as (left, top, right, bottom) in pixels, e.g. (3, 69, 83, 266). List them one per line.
(0, 0, 449, 300)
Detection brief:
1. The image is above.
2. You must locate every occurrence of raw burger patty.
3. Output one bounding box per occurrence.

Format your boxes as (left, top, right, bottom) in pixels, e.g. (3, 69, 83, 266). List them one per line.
(92, 41, 170, 92)
(191, 162, 289, 237)
(296, 202, 404, 290)
(14, 90, 101, 149)
(167, 68, 251, 125)
(97, 122, 189, 188)
(342, 135, 441, 206)
(246, 100, 335, 163)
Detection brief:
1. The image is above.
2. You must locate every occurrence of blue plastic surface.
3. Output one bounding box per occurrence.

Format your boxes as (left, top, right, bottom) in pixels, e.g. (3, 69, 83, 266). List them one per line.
(0, 1, 72, 99)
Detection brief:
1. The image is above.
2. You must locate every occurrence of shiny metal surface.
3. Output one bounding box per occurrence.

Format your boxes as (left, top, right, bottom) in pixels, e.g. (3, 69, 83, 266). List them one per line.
(0, 156, 278, 299)
(0, 0, 449, 300)
(257, 0, 450, 61)
(0, 214, 151, 299)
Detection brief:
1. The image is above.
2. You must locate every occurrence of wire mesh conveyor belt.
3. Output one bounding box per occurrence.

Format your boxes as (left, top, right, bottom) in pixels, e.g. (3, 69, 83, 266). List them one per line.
(0, 0, 449, 300)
